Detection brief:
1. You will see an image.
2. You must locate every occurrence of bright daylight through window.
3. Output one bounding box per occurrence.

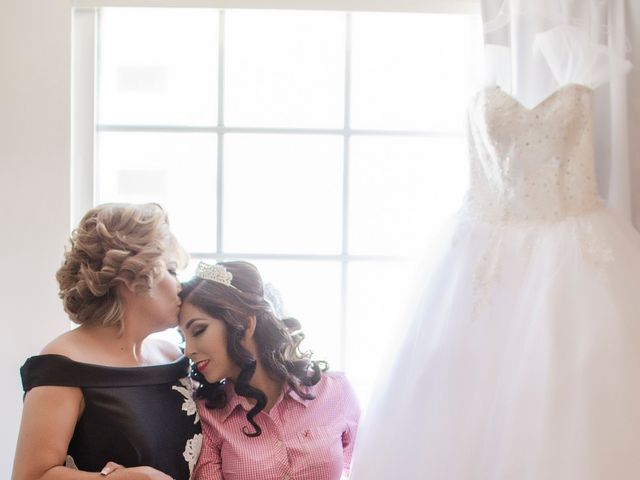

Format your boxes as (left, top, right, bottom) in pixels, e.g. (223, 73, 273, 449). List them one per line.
(90, 6, 480, 402)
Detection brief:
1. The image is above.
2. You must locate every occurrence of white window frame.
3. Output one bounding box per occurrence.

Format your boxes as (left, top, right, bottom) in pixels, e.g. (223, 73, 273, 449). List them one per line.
(72, 0, 479, 14)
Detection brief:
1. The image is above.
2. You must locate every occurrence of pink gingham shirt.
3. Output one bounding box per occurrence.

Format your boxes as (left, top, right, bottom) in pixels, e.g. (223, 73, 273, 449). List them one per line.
(194, 372, 360, 480)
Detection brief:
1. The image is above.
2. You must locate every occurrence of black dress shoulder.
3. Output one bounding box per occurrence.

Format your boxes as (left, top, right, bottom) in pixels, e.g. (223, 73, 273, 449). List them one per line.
(21, 354, 201, 480)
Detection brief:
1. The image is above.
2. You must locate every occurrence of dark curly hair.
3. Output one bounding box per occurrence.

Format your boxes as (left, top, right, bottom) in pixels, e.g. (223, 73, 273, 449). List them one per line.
(180, 261, 328, 437)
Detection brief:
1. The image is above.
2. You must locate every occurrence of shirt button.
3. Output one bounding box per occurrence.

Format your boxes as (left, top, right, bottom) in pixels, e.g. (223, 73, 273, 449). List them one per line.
(275, 440, 283, 448)
(283, 476, 290, 480)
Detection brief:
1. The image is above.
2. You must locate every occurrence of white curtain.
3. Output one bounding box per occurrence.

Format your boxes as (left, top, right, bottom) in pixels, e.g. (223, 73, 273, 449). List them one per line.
(480, 0, 638, 227)
(627, 1, 640, 229)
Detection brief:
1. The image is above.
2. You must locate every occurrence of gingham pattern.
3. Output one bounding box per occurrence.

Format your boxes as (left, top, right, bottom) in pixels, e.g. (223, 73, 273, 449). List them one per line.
(194, 372, 360, 480)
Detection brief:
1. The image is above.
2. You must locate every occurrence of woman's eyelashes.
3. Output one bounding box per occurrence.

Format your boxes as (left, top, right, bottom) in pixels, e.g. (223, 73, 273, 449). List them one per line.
(192, 325, 208, 337)
(166, 261, 178, 276)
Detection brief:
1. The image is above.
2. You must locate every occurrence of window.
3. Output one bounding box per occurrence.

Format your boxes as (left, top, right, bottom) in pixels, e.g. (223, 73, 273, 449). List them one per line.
(74, 5, 481, 403)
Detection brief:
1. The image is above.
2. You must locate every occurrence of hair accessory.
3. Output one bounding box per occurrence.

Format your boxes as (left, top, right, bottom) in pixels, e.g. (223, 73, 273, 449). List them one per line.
(195, 261, 234, 287)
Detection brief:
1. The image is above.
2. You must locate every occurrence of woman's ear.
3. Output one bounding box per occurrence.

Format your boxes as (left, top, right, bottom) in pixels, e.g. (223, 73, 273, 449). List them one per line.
(244, 315, 257, 340)
(115, 282, 136, 303)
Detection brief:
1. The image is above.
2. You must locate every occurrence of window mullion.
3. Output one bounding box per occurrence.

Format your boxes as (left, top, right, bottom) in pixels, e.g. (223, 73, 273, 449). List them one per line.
(339, 12, 353, 371)
(216, 10, 226, 259)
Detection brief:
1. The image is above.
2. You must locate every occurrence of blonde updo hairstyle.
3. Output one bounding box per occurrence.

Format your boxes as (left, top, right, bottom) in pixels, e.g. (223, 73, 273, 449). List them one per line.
(56, 203, 187, 329)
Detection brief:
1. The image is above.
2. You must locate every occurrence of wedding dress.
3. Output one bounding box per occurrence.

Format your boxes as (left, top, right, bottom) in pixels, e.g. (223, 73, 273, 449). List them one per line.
(350, 25, 639, 480)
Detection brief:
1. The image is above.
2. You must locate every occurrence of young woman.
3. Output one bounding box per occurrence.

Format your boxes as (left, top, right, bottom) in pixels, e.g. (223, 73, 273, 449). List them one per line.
(179, 261, 360, 480)
(12, 203, 201, 480)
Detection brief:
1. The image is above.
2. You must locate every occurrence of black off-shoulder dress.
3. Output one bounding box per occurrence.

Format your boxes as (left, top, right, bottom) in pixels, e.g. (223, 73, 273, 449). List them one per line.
(21, 354, 201, 479)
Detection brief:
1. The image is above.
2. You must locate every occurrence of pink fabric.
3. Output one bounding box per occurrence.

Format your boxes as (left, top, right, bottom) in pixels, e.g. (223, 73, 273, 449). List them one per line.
(194, 371, 360, 480)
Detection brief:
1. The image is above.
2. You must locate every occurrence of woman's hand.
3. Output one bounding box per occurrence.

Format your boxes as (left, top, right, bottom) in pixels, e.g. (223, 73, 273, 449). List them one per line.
(101, 462, 174, 480)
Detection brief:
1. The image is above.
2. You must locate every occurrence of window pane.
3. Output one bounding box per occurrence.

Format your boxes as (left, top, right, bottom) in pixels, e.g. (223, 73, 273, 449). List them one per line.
(96, 132, 218, 253)
(224, 10, 346, 128)
(345, 260, 417, 406)
(351, 12, 480, 131)
(175, 259, 343, 367)
(223, 134, 343, 254)
(178, 259, 343, 366)
(251, 260, 343, 368)
(349, 135, 468, 256)
(98, 8, 219, 126)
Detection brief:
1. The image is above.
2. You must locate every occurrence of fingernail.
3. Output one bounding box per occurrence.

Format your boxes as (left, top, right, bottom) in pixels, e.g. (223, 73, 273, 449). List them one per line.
(100, 467, 111, 476)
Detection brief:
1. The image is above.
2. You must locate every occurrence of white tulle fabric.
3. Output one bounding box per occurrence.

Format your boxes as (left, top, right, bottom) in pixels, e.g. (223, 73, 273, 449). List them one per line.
(483, 23, 631, 109)
(533, 25, 631, 91)
(349, 26, 640, 480)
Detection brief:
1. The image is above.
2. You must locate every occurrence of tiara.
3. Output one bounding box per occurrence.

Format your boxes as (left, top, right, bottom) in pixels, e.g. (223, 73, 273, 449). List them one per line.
(194, 261, 234, 287)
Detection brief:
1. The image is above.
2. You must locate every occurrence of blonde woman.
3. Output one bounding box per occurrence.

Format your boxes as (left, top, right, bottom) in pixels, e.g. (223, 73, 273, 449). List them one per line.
(12, 203, 201, 480)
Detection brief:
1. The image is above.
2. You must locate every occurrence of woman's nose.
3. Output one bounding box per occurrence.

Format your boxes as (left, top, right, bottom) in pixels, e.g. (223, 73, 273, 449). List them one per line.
(184, 338, 196, 358)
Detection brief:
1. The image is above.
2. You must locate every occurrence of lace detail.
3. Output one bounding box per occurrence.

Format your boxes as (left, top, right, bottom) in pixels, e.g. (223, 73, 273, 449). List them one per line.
(464, 83, 603, 224)
(468, 217, 616, 318)
(173, 376, 200, 425)
(183, 433, 203, 478)
(578, 219, 616, 280)
(173, 376, 202, 477)
(472, 228, 504, 315)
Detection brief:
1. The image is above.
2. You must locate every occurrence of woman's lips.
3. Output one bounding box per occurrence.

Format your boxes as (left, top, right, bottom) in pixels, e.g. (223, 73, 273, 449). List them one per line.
(195, 360, 209, 372)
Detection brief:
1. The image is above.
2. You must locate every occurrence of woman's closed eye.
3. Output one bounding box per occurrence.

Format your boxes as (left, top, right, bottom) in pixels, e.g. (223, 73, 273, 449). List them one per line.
(192, 325, 208, 337)
(166, 261, 178, 276)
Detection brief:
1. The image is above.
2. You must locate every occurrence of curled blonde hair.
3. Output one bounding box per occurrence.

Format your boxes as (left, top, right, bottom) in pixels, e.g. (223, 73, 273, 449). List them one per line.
(56, 203, 187, 328)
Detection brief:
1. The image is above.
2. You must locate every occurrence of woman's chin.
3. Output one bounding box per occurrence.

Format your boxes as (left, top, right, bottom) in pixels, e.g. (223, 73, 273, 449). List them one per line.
(203, 371, 227, 384)
(202, 374, 216, 384)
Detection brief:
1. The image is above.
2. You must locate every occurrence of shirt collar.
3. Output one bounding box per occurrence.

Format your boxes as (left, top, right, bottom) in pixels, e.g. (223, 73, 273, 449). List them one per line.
(221, 383, 252, 422)
(221, 381, 315, 422)
(286, 384, 313, 407)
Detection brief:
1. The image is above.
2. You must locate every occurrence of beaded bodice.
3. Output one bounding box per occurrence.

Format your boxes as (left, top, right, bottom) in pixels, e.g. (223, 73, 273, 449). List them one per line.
(464, 83, 603, 223)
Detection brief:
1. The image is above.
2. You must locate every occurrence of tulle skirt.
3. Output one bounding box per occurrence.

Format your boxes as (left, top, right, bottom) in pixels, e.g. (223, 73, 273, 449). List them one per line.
(350, 207, 640, 480)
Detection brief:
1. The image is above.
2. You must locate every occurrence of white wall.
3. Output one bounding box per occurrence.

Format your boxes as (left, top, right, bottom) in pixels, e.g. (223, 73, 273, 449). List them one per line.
(0, 0, 71, 475)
